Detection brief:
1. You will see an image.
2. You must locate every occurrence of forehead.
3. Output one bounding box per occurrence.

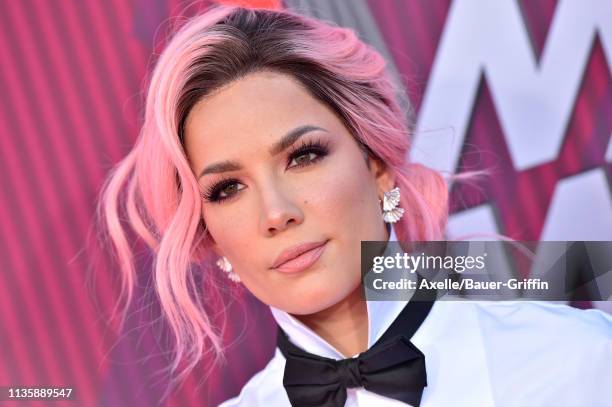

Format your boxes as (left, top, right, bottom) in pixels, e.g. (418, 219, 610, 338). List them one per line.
(183, 70, 344, 159)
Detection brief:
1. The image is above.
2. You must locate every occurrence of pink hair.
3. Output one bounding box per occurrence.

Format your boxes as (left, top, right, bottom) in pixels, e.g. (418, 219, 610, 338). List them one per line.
(96, 4, 450, 396)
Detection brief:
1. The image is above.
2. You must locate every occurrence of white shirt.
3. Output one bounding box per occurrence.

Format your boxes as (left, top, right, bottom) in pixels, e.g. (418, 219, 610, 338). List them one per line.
(219, 225, 612, 406)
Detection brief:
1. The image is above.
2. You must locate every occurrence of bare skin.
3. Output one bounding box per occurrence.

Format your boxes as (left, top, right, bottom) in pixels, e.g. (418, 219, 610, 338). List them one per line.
(296, 283, 370, 356)
(184, 70, 393, 357)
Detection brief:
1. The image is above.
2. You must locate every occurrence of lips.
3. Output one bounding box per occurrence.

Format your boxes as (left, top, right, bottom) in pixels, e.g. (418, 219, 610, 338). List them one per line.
(271, 240, 328, 271)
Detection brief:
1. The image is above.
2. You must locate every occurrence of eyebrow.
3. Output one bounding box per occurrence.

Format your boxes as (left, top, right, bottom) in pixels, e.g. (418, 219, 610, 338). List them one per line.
(198, 124, 328, 178)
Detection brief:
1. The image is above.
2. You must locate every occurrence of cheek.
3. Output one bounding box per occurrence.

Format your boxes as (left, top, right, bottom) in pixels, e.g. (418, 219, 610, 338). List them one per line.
(202, 206, 255, 259)
(309, 157, 379, 229)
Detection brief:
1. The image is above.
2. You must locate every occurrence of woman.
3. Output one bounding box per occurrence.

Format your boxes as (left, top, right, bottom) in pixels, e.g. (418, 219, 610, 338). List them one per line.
(97, 5, 612, 406)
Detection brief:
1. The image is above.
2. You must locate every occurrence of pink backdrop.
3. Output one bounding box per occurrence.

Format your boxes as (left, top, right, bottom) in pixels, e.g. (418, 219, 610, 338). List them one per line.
(1, 0, 610, 405)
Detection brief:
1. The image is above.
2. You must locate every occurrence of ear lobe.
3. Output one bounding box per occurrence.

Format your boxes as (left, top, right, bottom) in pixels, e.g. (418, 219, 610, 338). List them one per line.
(211, 242, 223, 258)
(205, 229, 224, 258)
(368, 155, 396, 194)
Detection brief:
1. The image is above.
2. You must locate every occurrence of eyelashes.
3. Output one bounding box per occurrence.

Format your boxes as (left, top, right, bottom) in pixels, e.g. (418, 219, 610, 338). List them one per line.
(201, 177, 243, 203)
(201, 137, 330, 204)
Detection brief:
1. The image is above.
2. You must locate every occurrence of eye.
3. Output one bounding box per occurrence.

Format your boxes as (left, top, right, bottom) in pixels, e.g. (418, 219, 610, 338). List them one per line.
(202, 178, 245, 203)
(202, 138, 330, 204)
(288, 151, 319, 168)
(286, 138, 330, 169)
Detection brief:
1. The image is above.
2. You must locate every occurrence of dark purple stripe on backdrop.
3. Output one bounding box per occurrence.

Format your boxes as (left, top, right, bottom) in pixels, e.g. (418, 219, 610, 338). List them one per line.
(367, 0, 451, 114)
(1, 4, 98, 401)
(15, 0, 122, 380)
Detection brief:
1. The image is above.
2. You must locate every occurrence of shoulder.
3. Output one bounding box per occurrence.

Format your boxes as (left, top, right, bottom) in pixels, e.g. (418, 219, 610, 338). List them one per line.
(419, 301, 612, 405)
(469, 300, 612, 355)
(432, 299, 612, 336)
(431, 300, 612, 355)
(469, 301, 612, 403)
(471, 300, 612, 340)
(218, 348, 289, 407)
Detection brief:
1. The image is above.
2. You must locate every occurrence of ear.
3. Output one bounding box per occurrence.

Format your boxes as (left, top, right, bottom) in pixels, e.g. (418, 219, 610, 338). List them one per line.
(204, 226, 224, 259)
(211, 241, 223, 259)
(367, 155, 395, 198)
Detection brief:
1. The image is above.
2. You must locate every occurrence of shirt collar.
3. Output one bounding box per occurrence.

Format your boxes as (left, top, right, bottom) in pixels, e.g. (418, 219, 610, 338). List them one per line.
(269, 223, 411, 360)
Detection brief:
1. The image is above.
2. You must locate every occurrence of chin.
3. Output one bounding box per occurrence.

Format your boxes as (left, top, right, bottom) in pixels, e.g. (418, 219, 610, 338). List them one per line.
(282, 278, 358, 316)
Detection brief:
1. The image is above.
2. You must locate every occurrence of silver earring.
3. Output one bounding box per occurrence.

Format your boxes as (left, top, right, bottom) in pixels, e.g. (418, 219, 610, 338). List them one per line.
(216, 256, 241, 283)
(379, 186, 405, 223)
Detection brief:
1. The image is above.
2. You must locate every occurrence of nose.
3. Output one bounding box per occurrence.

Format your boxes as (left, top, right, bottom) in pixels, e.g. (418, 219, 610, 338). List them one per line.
(258, 182, 304, 236)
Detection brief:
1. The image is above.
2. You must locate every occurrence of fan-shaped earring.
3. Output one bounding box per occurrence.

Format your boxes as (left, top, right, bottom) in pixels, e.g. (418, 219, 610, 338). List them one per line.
(216, 256, 241, 283)
(379, 186, 405, 223)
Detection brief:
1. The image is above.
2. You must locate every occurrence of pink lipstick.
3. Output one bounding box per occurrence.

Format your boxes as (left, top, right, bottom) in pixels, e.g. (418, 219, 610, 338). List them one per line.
(271, 240, 328, 274)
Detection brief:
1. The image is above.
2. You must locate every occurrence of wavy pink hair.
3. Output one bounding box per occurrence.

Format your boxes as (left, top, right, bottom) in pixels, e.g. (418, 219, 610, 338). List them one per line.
(95, 4, 450, 395)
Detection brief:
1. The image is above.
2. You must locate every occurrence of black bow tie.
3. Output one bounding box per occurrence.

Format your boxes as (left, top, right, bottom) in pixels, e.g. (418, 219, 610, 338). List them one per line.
(277, 279, 436, 407)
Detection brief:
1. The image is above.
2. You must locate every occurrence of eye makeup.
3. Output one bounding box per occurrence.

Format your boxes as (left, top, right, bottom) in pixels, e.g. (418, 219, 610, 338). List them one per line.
(201, 136, 331, 204)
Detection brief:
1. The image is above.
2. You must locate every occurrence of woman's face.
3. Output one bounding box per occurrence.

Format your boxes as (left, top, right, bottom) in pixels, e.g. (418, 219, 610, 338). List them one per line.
(184, 70, 393, 315)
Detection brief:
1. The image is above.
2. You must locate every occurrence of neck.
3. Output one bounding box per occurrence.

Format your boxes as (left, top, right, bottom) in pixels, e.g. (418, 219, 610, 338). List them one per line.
(291, 284, 368, 358)
(288, 224, 391, 358)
